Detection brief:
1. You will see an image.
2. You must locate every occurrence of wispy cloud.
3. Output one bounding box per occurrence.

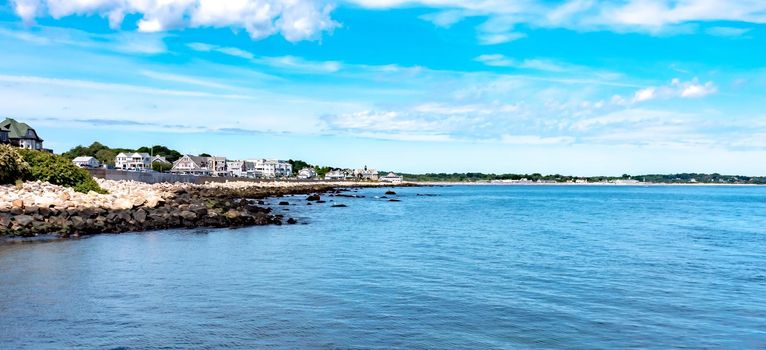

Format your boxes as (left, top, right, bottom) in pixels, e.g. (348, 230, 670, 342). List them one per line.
(139, 70, 239, 90)
(12, 0, 339, 42)
(187, 42, 342, 73)
(475, 54, 568, 72)
(0, 74, 250, 99)
(705, 26, 752, 37)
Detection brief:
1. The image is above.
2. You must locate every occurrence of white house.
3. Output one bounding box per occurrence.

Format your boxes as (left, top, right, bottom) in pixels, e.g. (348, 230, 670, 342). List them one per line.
(115, 152, 152, 171)
(354, 166, 379, 181)
(297, 167, 317, 179)
(379, 172, 404, 184)
(72, 156, 100, 168)
(227, 160, 247, 177)
(324, 169, 353, 180)
(170, 155, 212, 176)
(250, 159, 293, 178)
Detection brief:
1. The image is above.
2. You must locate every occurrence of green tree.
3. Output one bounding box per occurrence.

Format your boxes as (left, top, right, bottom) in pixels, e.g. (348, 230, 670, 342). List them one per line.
(19, 149, 106, 194)
(136, 145, 183, 162)
(95, 149, 117, 166)
(287, 159, 312, 175)
(152, 162, 173, 172)
(0, 145, 30, 185)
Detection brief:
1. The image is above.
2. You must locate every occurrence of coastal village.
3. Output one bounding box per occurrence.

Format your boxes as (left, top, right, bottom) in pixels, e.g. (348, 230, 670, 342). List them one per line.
(3, 117, 404, 184)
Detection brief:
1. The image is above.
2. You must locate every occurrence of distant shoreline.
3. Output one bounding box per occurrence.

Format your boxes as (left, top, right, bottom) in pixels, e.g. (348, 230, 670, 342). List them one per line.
(411, 181, 765, 186)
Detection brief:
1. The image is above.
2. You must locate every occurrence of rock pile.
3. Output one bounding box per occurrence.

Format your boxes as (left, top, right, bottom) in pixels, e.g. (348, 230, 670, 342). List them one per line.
(0, 180, 403, 238)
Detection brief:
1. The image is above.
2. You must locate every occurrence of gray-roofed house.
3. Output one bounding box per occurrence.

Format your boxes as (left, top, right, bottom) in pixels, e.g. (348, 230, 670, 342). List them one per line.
(170, 155, 212, 176)
(0, 118, 44, 150)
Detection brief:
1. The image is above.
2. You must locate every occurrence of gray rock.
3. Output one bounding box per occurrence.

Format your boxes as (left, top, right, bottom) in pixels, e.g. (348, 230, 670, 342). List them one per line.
(13, 215, 34, 227)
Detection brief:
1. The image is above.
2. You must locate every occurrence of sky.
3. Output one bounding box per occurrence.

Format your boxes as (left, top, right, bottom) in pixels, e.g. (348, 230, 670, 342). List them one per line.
(0, 0, 765, 175)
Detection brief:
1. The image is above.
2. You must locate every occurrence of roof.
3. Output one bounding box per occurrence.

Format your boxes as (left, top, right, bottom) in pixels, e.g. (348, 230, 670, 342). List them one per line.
(173, 154, 208, 168)
(152, 155, 171, 163)
(1, 118, 43, 141)
(73, 156, 97, 162)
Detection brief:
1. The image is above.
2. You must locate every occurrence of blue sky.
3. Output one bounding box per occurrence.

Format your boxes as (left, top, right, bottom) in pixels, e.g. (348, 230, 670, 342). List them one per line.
(1, 0, 765, 175)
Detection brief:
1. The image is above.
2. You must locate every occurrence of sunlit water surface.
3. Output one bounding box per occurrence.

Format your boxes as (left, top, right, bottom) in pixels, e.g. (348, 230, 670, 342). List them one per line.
(1, 186, 765, 349)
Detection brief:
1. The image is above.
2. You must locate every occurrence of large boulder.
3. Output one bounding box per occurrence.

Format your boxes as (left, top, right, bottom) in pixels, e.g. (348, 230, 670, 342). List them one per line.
(133, 209, 148, 223)
(180, 211, 197, 221)
(13, 214, 34, 227)
(113, 198, 133, 210)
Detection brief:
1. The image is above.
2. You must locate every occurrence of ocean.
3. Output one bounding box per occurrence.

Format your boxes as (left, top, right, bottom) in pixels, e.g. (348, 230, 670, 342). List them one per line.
(1, 185, 765, 349)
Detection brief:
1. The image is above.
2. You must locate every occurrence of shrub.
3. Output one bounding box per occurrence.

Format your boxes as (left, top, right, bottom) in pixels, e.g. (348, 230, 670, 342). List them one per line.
(18, 149, 107, 194)
(0, 144, 31, 185)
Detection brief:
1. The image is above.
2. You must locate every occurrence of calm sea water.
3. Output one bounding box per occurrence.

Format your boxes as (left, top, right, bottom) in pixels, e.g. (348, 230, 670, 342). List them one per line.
(1, 185, 765, 349)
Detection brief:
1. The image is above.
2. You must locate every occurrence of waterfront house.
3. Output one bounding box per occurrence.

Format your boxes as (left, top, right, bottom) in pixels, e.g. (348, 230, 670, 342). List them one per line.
(379, 172, 404, 184)
(207, 156, 229, 177)
(227, 160, 247, 177)
(297, 167, 317, 179)
(243, 161, 257, 178)
(72, 156, 101, 168)
(115, 152, 152, 171)
(0, 118, 44, 150)
(170, 155, 212, 176)
(324, 169, 353, 180)
(151, 155, 171, 166)
(250, 159, 293, 178)
(354, 166, 379, 181)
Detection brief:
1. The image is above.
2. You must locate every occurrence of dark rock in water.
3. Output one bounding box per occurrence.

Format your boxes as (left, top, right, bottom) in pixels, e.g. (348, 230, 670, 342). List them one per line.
(331, 204, 348, 208)
(316, 200, 326, 204)
(287, 218, 298, 224)
(257, 200, 265, 205)
(388, 199, 401, 202)
(306, 202, 313, 205)
(417, 194, 438, 197)
(306, 194, 321, 201)
(278, 201, 290, 206)
(283, 208, 290, 211)
(381, 196, 388, 199)
(385, 190, 397, 195)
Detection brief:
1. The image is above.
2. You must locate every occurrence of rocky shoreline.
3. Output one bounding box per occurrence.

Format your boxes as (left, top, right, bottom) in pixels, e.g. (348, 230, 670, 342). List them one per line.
(0, 180, 407, 238)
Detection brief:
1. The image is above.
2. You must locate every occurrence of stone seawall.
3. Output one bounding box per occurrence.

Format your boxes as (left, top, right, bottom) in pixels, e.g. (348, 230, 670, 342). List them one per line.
(1, 180, 403, 238)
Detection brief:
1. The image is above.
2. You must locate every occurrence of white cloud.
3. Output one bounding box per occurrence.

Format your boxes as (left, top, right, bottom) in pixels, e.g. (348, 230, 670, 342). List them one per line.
(353, 0, 766, 41)
(475, 54, 568, 72)
(188, 42, 254, 59)
(633, 87, 656, 103)
(12, 0, 339, 42)
(500, 135, 575, 145)
(571, 108, 688, 132)
(14, 0, 766, 44)
(629, 78, 717, 104)
(679, 80, 717, 98)
(139, 70, 237, 90)
(474, 54, 514, 67)
(705, 26, 752, 37)
(261, 55, 342, 73)
(478, 32, 527, 45)
(186, 42, 341, 73)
